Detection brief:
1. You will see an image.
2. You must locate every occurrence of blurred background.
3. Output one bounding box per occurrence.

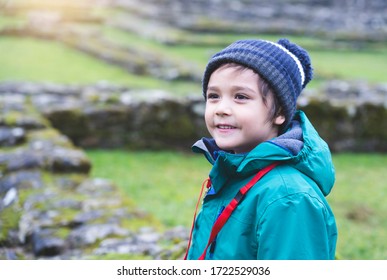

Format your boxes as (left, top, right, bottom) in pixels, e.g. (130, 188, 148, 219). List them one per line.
(0, 0, 386, 260)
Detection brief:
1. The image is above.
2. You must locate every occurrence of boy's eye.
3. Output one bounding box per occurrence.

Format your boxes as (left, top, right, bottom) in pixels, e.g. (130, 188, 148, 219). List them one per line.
(235, 94, 249, 100)
(207, 93, 219, 99)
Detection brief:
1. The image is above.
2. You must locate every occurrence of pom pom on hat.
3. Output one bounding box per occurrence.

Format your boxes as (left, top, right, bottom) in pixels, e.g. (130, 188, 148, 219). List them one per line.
(202, 38, 313, 128)
(277, 38, 313, 89)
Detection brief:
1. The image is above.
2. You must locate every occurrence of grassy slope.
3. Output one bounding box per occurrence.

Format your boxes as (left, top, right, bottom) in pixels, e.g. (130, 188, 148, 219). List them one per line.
(310, 48, 387, 82)
(329, 154, 387, 259)
(1, 34, 387, 90)
(101, 27, 387, 84)
(86, 150, 209, 227)
(0, 36, 183, 90)
(87, 150, 387, 260)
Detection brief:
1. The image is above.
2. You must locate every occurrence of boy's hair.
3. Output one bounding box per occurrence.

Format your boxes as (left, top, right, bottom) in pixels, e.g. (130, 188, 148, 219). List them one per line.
(214, 63, 282, 125)
(202, 38, 313, 129)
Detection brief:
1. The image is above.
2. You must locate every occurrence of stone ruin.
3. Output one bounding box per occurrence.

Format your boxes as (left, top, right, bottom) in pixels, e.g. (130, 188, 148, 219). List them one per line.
(1, 80, 384, 152)
(0, 83, 189, 260)
(114, 0, 387, 42)
(0, 79, 386, 259)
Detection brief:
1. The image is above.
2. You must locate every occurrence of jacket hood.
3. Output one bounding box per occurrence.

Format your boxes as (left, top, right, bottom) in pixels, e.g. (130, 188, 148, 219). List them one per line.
(192, 111, 335, 196)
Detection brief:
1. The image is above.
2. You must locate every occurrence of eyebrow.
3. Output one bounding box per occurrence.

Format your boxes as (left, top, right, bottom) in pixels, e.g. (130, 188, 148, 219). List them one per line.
(232, 86, 257, 94)
(207, 86, 219, 92)
(207, 85, 257, 94)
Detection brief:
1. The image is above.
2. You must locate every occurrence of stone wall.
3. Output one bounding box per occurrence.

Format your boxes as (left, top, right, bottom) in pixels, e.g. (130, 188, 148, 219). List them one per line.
(298, 81, 387, 152)
(1, 80, 385, 153)
(114, 0, 387, 42)
(0, 86, 189, 259)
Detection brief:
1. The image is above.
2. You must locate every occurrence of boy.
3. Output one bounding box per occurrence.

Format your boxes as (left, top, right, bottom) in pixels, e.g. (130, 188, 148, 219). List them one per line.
(185, 39, 337, 260)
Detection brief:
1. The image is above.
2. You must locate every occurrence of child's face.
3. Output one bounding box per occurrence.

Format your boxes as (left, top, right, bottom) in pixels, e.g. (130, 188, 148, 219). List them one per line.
(205, 65, 285, 154)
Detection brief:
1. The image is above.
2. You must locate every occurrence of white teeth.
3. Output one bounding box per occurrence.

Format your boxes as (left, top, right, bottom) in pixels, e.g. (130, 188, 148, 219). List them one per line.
(218, 125, 234, 129)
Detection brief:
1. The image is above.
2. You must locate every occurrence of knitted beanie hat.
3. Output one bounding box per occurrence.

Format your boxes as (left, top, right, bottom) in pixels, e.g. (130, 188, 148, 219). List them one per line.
(202, 38, 313, 128)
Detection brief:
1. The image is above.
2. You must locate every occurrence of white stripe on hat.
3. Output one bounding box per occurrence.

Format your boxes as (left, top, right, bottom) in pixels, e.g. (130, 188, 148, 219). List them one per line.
(264, 40, 306, 86)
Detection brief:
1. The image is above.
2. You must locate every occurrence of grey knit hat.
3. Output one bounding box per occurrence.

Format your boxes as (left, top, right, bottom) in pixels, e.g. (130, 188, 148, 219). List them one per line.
(202, 38, 313, 128)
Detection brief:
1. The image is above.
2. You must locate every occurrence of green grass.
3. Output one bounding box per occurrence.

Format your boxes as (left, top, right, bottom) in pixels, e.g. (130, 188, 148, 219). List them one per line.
(87, 150, 387, 259)
(102, 27, 387, 84)
(0, 32, 386, 92)
(0, 14, 26, 29)
(87, 150, 210, 228)
(0, 36, 186, 90)
(327, 154, 387, 259)
(309, 48, 387, 82)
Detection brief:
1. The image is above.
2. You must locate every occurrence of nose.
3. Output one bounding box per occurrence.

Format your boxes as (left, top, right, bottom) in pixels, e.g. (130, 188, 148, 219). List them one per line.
(214, 98, 233, 117)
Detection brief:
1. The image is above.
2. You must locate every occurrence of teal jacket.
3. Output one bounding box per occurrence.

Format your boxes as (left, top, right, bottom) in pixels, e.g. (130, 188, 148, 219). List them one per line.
(186, 111, 337, 260)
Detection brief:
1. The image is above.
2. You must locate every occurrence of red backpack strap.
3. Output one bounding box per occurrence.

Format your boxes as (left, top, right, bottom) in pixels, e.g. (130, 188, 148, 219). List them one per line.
(183, 177, 212, 260)
(197, 162, 279, 260)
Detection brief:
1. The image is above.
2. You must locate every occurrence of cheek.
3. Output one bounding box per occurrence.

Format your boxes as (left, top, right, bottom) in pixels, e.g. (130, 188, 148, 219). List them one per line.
(204, 105, 213, 123)
(239, 108, 269, 130)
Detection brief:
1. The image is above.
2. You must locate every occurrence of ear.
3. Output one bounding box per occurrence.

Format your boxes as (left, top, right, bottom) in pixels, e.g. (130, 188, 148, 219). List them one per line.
(274, 114, 286, 126)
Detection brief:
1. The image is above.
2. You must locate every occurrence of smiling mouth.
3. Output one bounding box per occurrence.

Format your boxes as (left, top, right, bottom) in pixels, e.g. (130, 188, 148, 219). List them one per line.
(216, 125, 236, 129)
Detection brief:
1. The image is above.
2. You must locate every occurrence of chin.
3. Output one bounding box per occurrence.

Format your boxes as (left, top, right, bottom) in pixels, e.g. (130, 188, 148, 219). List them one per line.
(217, 143, 237, 153)
(215, 142, 232, 151)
